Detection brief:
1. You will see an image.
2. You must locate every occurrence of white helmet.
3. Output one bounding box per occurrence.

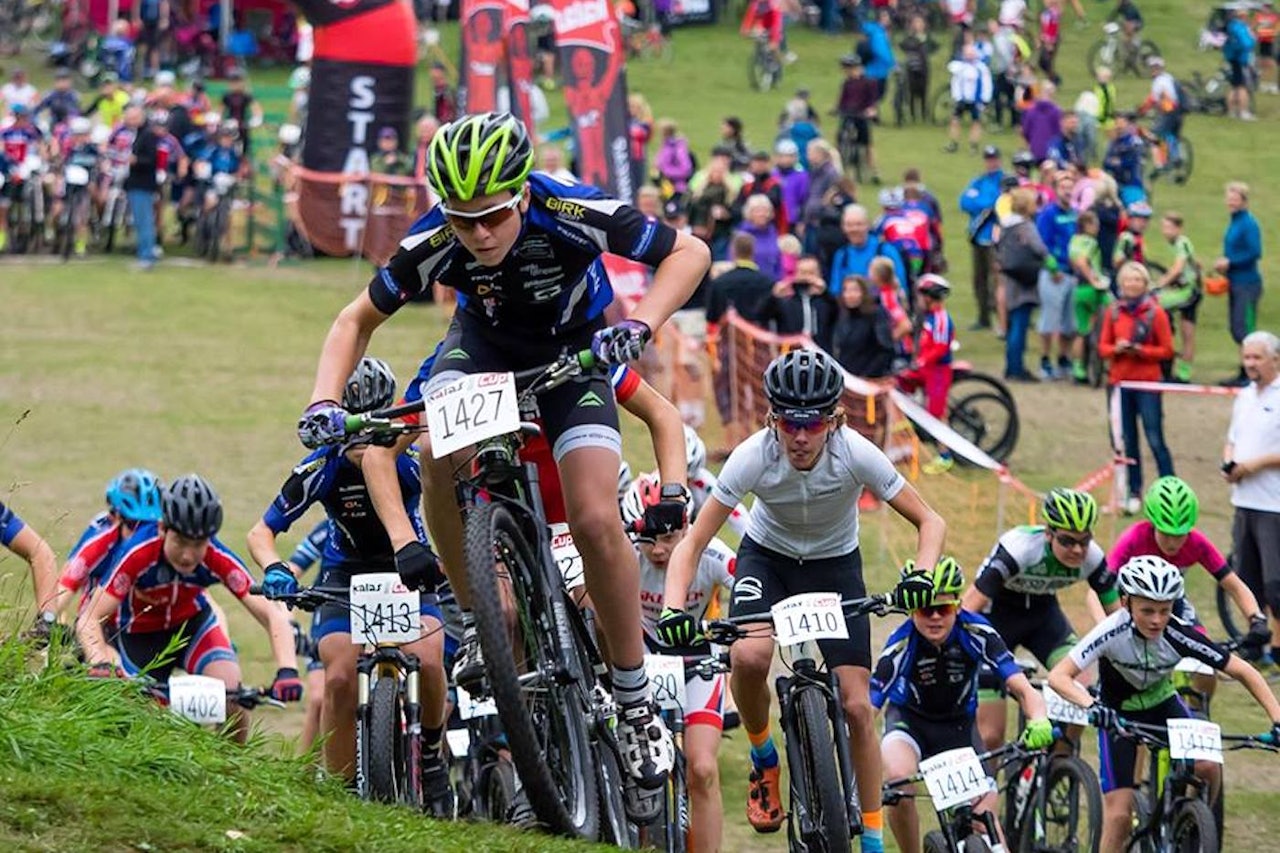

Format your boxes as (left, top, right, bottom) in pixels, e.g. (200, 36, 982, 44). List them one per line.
(620, 473, 659, 532)
(69, 116, 92, 135)
(683, 425, 706, 478)
(617, 459, 634, 503)
(277, 123, 302, 146)
(90, 124, 110, 146)
(1118, 555, 1185, 602)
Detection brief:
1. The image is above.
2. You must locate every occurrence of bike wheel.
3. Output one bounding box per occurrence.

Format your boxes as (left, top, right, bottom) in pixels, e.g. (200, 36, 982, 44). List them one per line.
(464, 501, 599, 839)
(1086, 40, 1110, 76)
(1171, 798, 1217, 853)
(648, 750, 687, 852)
(1170, 137, 1193, 184)
(482, 756, 517, 823)
(1138, 41, 1162, 72)
(963, 836, 992, 852)
(930, 84, 953, 126)
(599, 734, 637, 847)
(1087, 328, 1107, 389)
(950, 368, 1017, 407)
(365, 674, 407, 804)
(923, 829, 951, 853)
(948, 392, 1019, 463)
(1131, 789, 1157, 853)
(791, 686, 849, 852)
(1022, 755, 1103, 853)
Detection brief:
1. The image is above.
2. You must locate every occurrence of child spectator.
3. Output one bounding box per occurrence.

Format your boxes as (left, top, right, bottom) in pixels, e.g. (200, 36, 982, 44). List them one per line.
(1155, 212, 1202, 382)
(900, 275, 957, 472)
(1113, 200, 1151, 269)
(1069, 209, 1109, 382)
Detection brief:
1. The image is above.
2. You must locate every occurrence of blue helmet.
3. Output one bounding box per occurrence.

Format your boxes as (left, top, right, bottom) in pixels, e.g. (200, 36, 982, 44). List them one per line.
(105, 468, 164, 523)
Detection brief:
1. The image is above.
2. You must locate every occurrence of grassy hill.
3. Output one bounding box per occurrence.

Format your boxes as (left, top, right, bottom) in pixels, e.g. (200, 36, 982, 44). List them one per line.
(2, 1, 1280, 850)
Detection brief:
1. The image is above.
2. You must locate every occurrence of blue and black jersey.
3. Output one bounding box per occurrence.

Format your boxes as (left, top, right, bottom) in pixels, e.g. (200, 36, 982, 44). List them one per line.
(288, 520, 329, 574)
(370, 172, 677, 336)
(0, 500, 27, 548)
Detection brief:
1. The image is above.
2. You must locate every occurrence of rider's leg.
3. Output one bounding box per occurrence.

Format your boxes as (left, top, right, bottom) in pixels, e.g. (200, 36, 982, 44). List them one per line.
(881, 735, 921, 853)
(977, 697, 1008, 752)
(405, 614, 448, 737)
(1196, 759, 1222, 805)
(683, 722, 724, 853)
(836, 665, 884, 844)
(318, 633, 362, 780)
(1100, 788, 1135, 852)
(729, 634, 776, 745)
(300, 666, 325, 754)
(202, 658, 249, 744)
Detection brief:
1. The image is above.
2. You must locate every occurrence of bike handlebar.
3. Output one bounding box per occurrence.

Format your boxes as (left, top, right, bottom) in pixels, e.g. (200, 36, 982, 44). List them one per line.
(143, 681, 284, 710)
(700, 592, 896, 644)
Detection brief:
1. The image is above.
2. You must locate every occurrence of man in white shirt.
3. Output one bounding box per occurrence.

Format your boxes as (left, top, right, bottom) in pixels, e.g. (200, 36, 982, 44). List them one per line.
(1224, 330, 1280, 658)
(1, 69, 39, 112)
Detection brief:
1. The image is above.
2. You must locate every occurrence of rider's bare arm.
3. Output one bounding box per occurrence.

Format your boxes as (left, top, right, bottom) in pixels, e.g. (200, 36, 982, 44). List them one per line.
(620, 379, 687, 488)
(886, 483, 947, 572)
(664, 497, 734, 611)
(363, 433, 422, 550)
(627, 231, 711, 335)
(309, 289, 390, 405)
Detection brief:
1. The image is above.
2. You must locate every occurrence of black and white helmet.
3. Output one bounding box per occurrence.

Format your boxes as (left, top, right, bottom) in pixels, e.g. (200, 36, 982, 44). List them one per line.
(684, 425, 706, 477)
(763, 349, 844, 417)
(1118, 555, 1185, 602)
(162, 474, 223, 539)
(342, 357, 397, 414)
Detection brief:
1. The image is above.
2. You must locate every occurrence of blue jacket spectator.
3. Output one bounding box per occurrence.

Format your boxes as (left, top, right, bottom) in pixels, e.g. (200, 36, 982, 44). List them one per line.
(1217, 181, 1264, 353)
(1035, 196, 1076, 273)
(960, 161, 1004, 246)
(829, 208, 908, 297)
(1225, 14, 1257, 64)
(1223, 204, 1262, 287)
(861, 13, 897, 89)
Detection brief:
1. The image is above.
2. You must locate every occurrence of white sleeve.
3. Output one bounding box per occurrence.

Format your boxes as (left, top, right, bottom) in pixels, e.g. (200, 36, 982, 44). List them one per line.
(840, 428, 906, 501)
(710, 435, 763, 509)
(703, 537, 738, 590)
(1068, 612, 1121, 671)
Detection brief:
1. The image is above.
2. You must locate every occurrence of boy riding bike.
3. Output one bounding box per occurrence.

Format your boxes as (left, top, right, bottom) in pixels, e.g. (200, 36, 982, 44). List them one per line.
(295, 112, 709, 816)
(660, 349, 947, 853)
(77, 475, 302, 743)
(1048, 555, 1280, 852)
(248, 357, 451, 807)
(963, 488, 1120, 752)
(875, 559, 1054, 853)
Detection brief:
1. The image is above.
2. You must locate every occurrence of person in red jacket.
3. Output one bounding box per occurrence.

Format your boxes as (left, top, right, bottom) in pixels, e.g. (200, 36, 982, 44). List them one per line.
(1099, 261, 1177, 514)
(898, 275, 957, 473)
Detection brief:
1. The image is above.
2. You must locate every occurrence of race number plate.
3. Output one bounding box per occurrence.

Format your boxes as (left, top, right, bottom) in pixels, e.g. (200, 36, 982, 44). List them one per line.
(168, 674, 227, 724)
(549, 522, 585, 590)
(455, 683, 497, 721)
(426, 372, 519, 459)
(1174, 657, 1215, 676)
(770, 592, 848, 647)
(1167, 718, 1223, 764)
(349, 573, 420, 645)
(1042, 683, 1090, 727)
(920, 747, 990, 810)
(645, 654, 686, 711)
(64, 165, 90, 186)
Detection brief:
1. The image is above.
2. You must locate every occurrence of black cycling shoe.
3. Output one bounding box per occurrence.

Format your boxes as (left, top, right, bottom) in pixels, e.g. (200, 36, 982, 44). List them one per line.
(420, 751, 455, 818)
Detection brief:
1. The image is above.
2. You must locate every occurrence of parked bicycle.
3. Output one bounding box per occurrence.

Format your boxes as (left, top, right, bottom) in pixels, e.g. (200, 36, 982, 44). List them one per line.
(1087, 23, 1161, 77)
(945, 361, 1020, 463)
(702, 591, 896, 853)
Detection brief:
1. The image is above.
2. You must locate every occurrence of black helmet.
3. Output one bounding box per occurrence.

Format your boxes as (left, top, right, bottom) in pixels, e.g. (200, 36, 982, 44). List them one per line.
(764, 349, 844, 417)
(1012, 149, 1036, 169)
(162, 474, 224, 539)
(342, 357, 398, 414)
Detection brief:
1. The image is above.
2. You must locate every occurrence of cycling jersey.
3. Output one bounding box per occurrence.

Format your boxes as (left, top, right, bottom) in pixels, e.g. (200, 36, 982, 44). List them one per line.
(949, 59, 993, 105)
(872, 610, 1021, 720)
(1114, 230, 1145, 266)
(1147, 71, 1179, 113)
(62, 142, 101, 173)
(975, 525, 1118, 605)
(689, 466, 749, 537)
(35, 89, 81, 125)
(370, 171, 677, 336)
(1069, 608, 1229, 711)
(105, 127, 135, 170)
(262, 446, 426, 572)
(1, 124, 42, 167)
(639, 536, 735, 647)
(915, 307, 954, 368)
(1108, 521, 1229, 583)
(288, 520, 329, 573)
(156, 132, 184, 174)
(103, 524, 255, 634)
(712, 426, 906, 561)
(199, 144, 240, 176)
(0, 500, 26, 547)
(59, 516, 132, 607)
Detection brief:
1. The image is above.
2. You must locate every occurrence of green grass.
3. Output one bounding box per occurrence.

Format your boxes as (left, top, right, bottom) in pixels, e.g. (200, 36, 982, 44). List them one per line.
(3, 2, 1280, 849)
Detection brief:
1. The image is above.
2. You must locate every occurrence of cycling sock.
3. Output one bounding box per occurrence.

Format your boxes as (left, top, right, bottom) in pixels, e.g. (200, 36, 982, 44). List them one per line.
(860, 808, 885, 851)
(422, 725, 443, 755)
(461, 609, 476, 632)
(612, 663, 650, 706)
(747, 727, 778, 769)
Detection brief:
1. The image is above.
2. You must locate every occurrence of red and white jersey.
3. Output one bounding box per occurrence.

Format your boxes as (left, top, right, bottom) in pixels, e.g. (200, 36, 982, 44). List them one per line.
(638, 536, 736, 639)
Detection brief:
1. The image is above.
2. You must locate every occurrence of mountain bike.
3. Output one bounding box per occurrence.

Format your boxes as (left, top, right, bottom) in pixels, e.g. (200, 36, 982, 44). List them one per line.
(5, 157, 47, 255)
(702, 591, 896, 853)
(448, 684, 520, 825)
(945, 361, 1020, 463)
(1087, 23, 1161, 77)
(835, 113, 870, 184)
(254, 580, 429, 809)
(57, 162, 94, 261)
(748, 31, 783, 91)
(195, 169, 237, 263)
(98, 163, 130, 253)
(884, 741, 1043, 853)
(1106, 717, 1276, 852)
(1138, 122, 1193, 188)
(344, 350, 631, 840)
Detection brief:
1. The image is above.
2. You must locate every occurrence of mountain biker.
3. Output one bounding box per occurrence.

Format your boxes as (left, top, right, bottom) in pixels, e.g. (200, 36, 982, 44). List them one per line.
(50, 116, 101, 258)
(963, 488, 1120, 752)
(1048, 555, 1280, 853)
(1113, 199, 1150, 270)
(0, 499, 60, 642)
(295, 112, 709, 816)
(875, 559, 1053, 853)
(659, 349, 946, 853)
(0, 103, 46, 253)
(625, 475, 735, 853)
(1109, 476, 1268, 702)
(33, 69, 81, 127)
(944, 44, 994, 155)
(1154, 211, 1201, 382)
(1103, 111, 1146, 207)
(77, 475, 302, 743)
(835, 54, 880, 184)
(247, 358, 451, 805)
(897, 275, 956, 474)
(54, 469, 164, 623)
(1138, 56, 1184, 170)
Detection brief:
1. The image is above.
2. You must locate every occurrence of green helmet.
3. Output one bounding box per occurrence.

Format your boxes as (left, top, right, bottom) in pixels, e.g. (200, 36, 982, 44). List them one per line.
(929, 556, 966, 597)
(1042, 488, 1098, 533)
(1143, 476, 1199, 536)
(427, 112, 535, 202)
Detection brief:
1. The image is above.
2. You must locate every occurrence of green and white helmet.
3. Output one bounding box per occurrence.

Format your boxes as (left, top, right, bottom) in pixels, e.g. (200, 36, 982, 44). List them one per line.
(1042, 488, 1098, 533)
(427, 112, 535, 202)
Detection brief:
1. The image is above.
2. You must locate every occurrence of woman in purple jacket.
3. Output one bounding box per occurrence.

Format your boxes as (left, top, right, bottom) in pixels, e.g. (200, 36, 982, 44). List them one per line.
(654, 117, 695, 197)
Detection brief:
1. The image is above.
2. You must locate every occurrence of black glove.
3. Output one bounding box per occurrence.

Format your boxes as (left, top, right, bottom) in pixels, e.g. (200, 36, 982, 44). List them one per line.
(1245, 614, 1271, 648)
(656, 607, 699, 648)
(641, 500, 688, 537)
(395, 541, 440, 592)
(270, 667, 303, 702)
(1088, 702, 1120, 731)
(893, 570, 935, 611)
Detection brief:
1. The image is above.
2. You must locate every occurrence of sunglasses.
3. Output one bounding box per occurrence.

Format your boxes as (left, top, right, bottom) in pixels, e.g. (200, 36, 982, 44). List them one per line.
(441, 193, 523, 232)
(772, 413, 833, 435)
(915, 602, 958, 618)
(1053, 532, 1093, 550)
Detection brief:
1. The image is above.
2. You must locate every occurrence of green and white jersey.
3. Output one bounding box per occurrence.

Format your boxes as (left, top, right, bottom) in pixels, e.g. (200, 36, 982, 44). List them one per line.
(974, 525, 1119, 606)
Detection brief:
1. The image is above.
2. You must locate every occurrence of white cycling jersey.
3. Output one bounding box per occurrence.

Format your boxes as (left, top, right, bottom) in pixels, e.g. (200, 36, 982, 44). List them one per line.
(711, 426, 905, 561)
(638, 535, 736, 639)
(690, 465, 748, 537)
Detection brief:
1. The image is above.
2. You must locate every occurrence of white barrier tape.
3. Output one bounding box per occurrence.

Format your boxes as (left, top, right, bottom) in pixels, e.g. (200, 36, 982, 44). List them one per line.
(1115, 381, 1241, 397)
(887, 388, 1004, 471)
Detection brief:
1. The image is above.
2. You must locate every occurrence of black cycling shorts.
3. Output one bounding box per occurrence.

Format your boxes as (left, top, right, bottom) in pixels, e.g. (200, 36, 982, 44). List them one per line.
(728, 536, 871, 669)
(1228, 60, 1249, 87)
(883, 704, 984, 760)
(844, 117, 871, 147)
(954, 100, 984, 122)
(427, 311, 621, 462)
(1174, 287, 1202, 324)
(1098, 694, 1190, 792)
(1261, 40, 1276, 60)
(984, 593, 1077, 670)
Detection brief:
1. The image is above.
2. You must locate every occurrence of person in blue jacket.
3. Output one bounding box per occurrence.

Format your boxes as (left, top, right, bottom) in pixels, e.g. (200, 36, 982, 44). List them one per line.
(860, 9, 897, 103)
(1102, 112, 1146, 206)
(959, 146, 1005, 331)
(1034, 172, 1078, 380)
(1215, 181, 1264, 385)
(829, 203, 908, 301)
(1224, 6, 1258, 120)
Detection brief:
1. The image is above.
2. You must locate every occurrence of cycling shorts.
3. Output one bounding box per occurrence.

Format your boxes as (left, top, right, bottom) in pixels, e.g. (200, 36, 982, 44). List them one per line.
(981, 594, 1076, 688)
(313, 563, 443, 644)
(844, 116, 871, 147)
(305, 612, 324, 673)
(685, 668, 727, 730)
(427, 312, 622, 464)
(1261, 40, 1276, 59)
(954, 100, 984, 122)
(883, 704, 984, 761)
(728, 536, 871, 669)
(1097, 694, 1190, 792)
(1170, 287, 1201, 324)
(117, 606, 235, 679)
(1073, 284, 1112, 337)
(0, 180, 24, 203)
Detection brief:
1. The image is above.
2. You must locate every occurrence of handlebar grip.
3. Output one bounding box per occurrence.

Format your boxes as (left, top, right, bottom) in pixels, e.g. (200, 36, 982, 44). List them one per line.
(249, 585, 264, 596)
(575, 350, 596, 370)
(343, 414, 369, 433)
